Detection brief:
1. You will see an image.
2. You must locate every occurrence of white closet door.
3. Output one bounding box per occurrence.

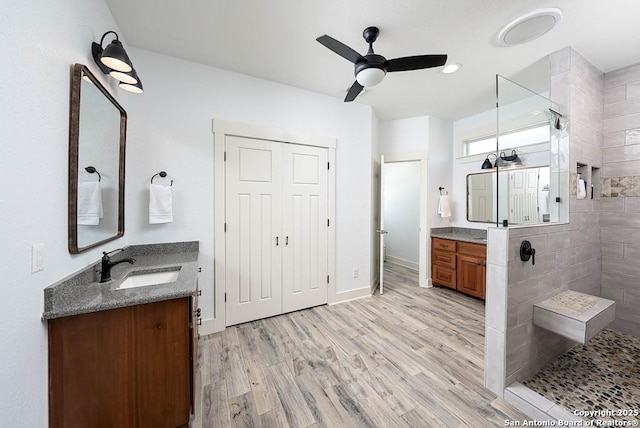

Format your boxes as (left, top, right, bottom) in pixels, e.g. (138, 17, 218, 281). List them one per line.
(225, 136, 283, 326)
(281, 144, 328, 313)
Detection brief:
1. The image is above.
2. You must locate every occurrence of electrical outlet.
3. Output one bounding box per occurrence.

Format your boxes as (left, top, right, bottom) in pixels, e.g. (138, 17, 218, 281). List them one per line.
(32, 244, 44, 273)
(352, 268, 359, 278)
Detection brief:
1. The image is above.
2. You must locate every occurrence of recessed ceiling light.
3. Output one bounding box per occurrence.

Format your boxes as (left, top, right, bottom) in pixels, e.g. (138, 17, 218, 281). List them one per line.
(498, 8, 562, 46)
(442, 63, 461, 74)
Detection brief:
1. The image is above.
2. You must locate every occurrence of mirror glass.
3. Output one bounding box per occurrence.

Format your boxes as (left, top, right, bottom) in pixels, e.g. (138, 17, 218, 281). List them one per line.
(467, 166, 551, 225)
(68, 64, 126, 253)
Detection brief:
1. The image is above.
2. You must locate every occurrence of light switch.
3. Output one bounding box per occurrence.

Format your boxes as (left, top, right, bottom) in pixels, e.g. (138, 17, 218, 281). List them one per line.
(32, 244, 44, 273)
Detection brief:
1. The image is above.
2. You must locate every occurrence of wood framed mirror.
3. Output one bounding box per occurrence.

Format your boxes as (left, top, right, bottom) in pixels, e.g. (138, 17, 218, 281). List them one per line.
(68, 64, 126, 253)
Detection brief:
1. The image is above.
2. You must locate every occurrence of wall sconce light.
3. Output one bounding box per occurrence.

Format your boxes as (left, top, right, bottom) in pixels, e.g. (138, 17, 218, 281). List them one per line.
(92, 31, 143, 94)
(496, 150, 522, 167)
(481, 153, 498, 169)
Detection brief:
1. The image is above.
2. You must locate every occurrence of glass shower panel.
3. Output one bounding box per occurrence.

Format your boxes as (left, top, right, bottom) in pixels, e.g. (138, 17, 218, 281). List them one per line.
(496, 75, 566, 227)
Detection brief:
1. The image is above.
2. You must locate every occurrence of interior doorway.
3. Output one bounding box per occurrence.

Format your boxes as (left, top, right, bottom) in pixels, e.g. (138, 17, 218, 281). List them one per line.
(384, 161, 421, 269)
(377, 154, 428, 293)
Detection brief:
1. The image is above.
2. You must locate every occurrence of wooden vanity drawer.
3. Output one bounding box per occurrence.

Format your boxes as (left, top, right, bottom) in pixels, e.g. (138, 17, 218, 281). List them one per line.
(432, 238, 456, 252)
(432, 250, 456, 269)
(432, 264, 456, 289)
(458, 241, 486, 258)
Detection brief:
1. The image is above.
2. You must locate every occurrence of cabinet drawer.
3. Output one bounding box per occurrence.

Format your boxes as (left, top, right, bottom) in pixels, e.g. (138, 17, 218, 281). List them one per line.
(432, 238, 456, 252)
(432, 251, 456, 269)
(458, 241, 486, 258)
(432, 264, 456, 289)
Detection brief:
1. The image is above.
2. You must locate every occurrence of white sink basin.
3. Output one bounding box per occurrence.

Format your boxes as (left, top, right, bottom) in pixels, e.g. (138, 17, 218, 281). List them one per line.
(118, 269, 180, 290)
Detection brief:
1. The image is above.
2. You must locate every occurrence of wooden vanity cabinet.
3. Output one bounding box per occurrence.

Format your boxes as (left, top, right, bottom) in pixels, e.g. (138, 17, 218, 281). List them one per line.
(431, 238, 456, 290)
(456, 242, 486, 299)
(432, 237, 486, 299)
(49, 297, 194, 428)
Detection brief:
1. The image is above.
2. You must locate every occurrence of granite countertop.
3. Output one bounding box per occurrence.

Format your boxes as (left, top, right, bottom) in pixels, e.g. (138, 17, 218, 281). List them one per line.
(43, 241, 199, 320)
(430, 227, 487, 245)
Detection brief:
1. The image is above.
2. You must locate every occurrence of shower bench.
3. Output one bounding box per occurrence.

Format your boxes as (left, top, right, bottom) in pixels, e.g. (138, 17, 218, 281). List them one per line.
(533, 290, 615, 344)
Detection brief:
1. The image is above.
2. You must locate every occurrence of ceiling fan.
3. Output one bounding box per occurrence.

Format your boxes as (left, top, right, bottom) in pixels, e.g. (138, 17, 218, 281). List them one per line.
(316, 26, 448, 102)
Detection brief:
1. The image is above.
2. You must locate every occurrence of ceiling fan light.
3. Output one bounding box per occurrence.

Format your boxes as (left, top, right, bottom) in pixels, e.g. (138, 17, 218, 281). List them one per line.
(442, 63, 461, 74)
(356, 67, 386, 87)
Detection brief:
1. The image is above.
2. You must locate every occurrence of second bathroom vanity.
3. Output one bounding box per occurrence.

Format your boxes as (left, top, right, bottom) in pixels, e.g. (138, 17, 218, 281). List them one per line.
(431, 228, 487, 299)
(43, 242, 200, 428)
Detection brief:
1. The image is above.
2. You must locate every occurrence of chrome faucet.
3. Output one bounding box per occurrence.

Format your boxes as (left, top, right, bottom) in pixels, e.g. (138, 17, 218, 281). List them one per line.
(100, 249, 136, 283)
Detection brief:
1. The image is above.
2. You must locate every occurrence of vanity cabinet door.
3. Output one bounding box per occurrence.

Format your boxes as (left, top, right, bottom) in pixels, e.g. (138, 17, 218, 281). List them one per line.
(49, 298, 192, 428)
(457, 255, 485, 299)
(134, 298, 190, 427)
(49, 306, 135, 428)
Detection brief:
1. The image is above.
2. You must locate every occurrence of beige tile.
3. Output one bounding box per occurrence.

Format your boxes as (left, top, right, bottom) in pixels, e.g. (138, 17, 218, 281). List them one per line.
(628, 81, 640, 99)
(603, 112, 640, 134)
(604, 85, 627, 104)
(604, 63, 640, 88)
(603, 131, 625, 148)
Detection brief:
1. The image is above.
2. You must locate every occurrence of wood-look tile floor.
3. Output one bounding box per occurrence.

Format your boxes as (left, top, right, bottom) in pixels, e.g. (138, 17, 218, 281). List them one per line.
(192, 263, 528, 427)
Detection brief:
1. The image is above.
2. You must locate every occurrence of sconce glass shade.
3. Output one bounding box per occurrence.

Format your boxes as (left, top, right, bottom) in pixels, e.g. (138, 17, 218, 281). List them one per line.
(481, 153, 497, 169)
(100, 39, 133, 72)
(109, 69, 138, 84)
(481, 158, 494, 169)
(92, 31, 143, 94)
(356, 67, 386, 87)
(496, 150, 522, 167)
(119, 79, 144, 94)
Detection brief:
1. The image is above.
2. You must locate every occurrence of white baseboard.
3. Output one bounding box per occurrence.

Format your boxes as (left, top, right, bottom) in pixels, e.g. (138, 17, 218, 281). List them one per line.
(329, 286, 371, 305)
(371, 277, 380, 294)
(385, 255, 419, 271)
(423, 277, 433, 288)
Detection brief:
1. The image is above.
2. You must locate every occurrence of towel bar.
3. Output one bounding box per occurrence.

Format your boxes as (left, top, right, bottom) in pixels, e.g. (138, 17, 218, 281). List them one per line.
(151, 171, 173, 186)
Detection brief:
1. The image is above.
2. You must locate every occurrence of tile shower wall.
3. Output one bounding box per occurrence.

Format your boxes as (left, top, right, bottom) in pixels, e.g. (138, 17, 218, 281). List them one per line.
(601, 62, 640, 338)
(503, 48, 604, 386)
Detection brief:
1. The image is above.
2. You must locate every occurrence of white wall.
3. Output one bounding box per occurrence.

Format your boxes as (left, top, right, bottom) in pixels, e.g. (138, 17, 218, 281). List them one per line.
(384, 162, 421, 267)
(125, 48, 375, 325)
(379, 115, 454, 227)
(0, 1, 129, 426)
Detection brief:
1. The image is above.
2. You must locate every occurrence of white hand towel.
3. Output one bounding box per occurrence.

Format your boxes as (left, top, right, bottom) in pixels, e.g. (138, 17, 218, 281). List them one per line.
(77, 182, 103, 225)
(437, 194, 452, 218)
(149, 183, 173, 224)
(577, 178, 587, 200)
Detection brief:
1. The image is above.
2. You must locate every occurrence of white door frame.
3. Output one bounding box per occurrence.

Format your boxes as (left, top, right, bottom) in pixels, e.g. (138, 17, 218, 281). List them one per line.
(380, 153, 429, 288)
(209, 119, 336, 333)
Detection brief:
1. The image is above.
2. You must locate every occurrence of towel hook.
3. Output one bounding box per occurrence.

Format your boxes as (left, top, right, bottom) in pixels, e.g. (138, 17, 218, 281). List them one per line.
(85, 166, 101, 182)
(151, 171, 173, 186)
(438, 186, 447, 195)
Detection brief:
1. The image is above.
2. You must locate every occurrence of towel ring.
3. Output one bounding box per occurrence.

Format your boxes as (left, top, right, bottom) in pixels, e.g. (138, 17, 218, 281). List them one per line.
(151, 171, 173, 186)
(85, 166, 101, 182)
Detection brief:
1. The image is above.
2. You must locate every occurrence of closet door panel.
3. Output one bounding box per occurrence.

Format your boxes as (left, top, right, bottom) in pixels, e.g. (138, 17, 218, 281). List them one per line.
(282, 145, 328, 313)
(225, 136, 282, 326)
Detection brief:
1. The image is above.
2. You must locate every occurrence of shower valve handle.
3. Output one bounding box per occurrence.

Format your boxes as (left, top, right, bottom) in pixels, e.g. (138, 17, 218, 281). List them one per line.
(520, 240, 536, 266)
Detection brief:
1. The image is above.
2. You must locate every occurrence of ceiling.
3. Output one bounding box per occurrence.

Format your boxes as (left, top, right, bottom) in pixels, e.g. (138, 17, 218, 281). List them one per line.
(105, 0, 640, 122)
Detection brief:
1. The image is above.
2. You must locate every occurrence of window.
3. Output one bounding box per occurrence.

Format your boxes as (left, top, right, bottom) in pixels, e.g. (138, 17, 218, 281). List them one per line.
(463, 124, 550, 156)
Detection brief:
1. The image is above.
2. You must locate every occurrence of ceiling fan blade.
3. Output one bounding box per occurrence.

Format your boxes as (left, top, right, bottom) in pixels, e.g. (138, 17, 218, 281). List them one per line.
(386, 54, 447, 72)
(344, 81, 364, 102)
(316, 35, 366, 64)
